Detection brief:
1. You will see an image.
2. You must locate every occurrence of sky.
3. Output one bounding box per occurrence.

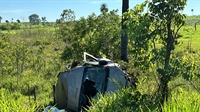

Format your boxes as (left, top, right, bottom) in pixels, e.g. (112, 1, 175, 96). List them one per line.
(0, 0, 200, 22)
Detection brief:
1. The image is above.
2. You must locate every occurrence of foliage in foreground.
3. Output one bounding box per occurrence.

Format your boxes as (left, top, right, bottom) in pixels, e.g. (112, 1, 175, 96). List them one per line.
(163, 87, 200, 112)
(87, 86, 200, 112)
(0, 88, 38, 112)
(88, 87, 157, 112)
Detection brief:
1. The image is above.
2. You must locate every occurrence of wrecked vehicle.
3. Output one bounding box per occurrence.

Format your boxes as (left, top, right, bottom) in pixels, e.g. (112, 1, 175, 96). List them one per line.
(54, 52, 130, 111)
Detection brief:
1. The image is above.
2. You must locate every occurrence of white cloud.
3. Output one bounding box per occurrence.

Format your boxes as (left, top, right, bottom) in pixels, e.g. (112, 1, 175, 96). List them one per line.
(1, 9, 29, 14)
(90, 1, 103, 4)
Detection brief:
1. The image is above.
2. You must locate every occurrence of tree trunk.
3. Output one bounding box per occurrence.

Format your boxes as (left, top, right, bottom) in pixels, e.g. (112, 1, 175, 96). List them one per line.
(164, 21, 174, 70)
(121, 0, 129, 62)
(159, 21, 174, 109)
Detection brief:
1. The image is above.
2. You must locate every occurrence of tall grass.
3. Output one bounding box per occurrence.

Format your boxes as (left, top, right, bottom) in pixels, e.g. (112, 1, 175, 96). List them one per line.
(0, 25, 64, 111)
(87, 88, 137, 112)
(163, 87, 200, 112)
(87, 88, 158, 112)
(87, 87, 200, 112)
(0, 88, 38, 112)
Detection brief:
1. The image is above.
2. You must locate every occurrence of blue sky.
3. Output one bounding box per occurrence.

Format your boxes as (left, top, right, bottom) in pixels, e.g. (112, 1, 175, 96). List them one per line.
(0, 0, 200, 22)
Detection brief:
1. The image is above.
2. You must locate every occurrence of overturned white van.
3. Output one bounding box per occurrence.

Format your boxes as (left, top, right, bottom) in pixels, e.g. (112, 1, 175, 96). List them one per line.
(54, 52, 130, 111)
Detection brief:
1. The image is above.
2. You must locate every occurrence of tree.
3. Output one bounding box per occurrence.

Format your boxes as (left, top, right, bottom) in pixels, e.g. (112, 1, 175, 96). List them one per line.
(17, 19, 20, 23)
(124, 0, 189, 110)
(41, 17, 47, 25)
(100, 3, 109, 13)
(29, 14, 41, 25)
(121, 0, 129, 62)
(60, 9, 75, 22)
(5, 20, 9, 23)
(0, 16, 2, 23)
(60, 10, 121, 61)
(191, 9, 194, 15)
(56, 19, 61, 24)
(148, 0, 188, 107)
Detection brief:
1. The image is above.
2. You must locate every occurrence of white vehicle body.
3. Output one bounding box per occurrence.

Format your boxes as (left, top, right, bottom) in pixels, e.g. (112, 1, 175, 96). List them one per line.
(54, 52, 129, 111)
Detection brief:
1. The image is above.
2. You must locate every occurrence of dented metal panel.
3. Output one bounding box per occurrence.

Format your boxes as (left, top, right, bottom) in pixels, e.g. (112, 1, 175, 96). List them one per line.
(66, 66, 86, 111)
(106, 66, 127, 92)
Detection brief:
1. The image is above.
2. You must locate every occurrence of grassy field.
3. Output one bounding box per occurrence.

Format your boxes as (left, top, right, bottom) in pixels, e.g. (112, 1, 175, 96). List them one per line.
(176, 25, 200, 53)
(0, 16, 200, 111)
(0, 23, 66, 111)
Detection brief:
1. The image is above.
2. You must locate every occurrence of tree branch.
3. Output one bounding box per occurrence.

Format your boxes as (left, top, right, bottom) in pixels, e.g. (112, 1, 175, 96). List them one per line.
(174, 23, 184, 39)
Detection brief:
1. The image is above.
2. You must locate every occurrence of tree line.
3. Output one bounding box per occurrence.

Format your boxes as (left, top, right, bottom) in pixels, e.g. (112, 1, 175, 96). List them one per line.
(0, 3, 111, 30)
(0, 15, 46, 24)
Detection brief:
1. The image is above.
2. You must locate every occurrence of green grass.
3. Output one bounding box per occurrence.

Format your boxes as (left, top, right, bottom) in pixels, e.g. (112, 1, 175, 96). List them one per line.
(163, 87, 200, 112)
(0, 17, 200, 112)
(0, 24, 65, 112)
(184, 15, 200, 26)
(87, 86, 200, 112)
(173, 25, 200, 56)
(0, 88, 38, 112)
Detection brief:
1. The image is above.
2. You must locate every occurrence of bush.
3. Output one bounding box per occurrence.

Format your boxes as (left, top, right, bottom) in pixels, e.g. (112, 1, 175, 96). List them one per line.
(11, 23, 20, 30)
(0, 24, 11, 30)
(0, 23, 20, 30)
